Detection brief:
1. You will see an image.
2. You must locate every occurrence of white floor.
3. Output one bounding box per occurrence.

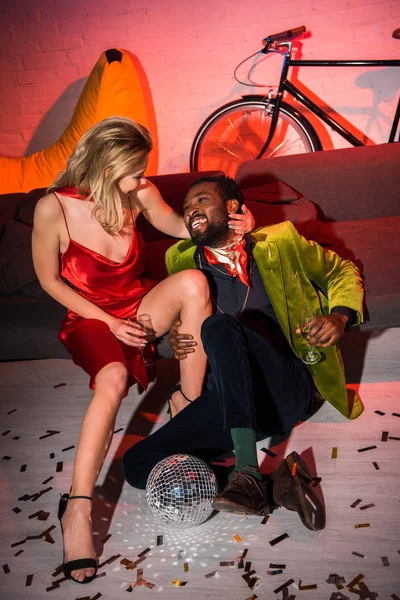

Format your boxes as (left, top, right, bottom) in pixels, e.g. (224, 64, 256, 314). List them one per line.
(1, 328, 400, 600)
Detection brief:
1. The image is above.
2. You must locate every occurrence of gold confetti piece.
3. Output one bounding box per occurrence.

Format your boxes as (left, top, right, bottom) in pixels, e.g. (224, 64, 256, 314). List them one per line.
(347, 573, 365, 588)
(62, 445, 75, 452)
(25, 574, 34, 587)
(20, 464, 27, 473)
(56, 461, 63, 472)
(352, 551, 366, 558)
(7, 408, 17, 414)
(220, 561, 235, 566)
(2, 564, 10, 574)
(156, 535, 163, 546)
(113, 427, 124, 434)
(137, 547, 151, 558)
(244, 561, 252, 572)
(2, 456, 11, 460)
(274, 579, 295, 594)
(360, 503, 375, 510)
(12, 507, 21, 514)
(241, 548, 248, 559)
(42, 476, 53, 485)
(270, 563, 286, 569)
(53, 382, 66, 388)
(355, 523, 370, 528)
(351, 499, 362, 508)
(246, 596, 258, 600)
(261, 515, 270, 524)
(358, 445, 377, 452)
(50, 452, 55, 459)
(269, 532, 289, 546)
(393, 413, 400, 418)
(267, 570, 283, 575)
(238, 558, 244, 569)
(381, 556, 390, 566)
(312, 477, 322, 487)
(389, 436, 400, 440)
(299, 579, 317, 590)
(12, 436, 20, 440)
(101, 534, 112, 544)
(233, 534, 242, 542)
(375, 410, 385, 415)
(381, 431, 389, 441)
(332, 447, 338, 459)
(291, 462, 298, 475)
(14, 550, 24, 557)
(178, 549, 185, 560)
(2, 430, 11, 436)
(143, 582, 155, 589)
(205, 570, 219, 578)
(184, 562, 189, 572)
(173, 579, 187, 586)
(373, 461, 380, 470)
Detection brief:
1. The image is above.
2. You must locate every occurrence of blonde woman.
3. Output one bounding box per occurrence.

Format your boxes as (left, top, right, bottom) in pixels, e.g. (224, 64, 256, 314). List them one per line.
(32, 117, 253, 585)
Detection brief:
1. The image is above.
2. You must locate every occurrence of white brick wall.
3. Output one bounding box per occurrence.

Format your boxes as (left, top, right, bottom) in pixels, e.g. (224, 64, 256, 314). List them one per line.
(0, 0, 398, 173)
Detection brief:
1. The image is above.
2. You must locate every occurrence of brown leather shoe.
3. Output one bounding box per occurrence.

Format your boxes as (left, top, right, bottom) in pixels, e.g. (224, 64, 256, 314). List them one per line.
(211, 467, 273, 516)
(271, 451, 325, 531)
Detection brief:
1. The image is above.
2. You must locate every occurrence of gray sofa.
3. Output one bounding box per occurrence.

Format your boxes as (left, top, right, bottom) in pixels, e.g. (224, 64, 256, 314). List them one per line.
(0, 143, 398, 362)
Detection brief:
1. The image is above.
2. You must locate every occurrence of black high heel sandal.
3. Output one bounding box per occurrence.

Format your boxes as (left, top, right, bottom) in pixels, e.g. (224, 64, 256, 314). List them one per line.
(58, 493, 98, 584)
(165, 384, 193, 420)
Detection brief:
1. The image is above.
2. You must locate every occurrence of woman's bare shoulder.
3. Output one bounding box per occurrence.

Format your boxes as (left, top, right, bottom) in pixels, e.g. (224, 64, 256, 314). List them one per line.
(34, 191, 62, 221)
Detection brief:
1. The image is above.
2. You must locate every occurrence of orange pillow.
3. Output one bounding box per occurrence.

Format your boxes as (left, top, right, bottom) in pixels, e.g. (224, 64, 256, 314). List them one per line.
(0, 49, 158, 194)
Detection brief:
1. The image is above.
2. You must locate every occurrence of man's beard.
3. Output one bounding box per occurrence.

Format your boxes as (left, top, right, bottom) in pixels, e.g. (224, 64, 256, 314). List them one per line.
(189, 207, 233, 247)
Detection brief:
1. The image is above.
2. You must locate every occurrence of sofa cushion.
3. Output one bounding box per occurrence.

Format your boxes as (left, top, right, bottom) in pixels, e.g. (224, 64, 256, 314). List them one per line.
(321, 216, 400, 330)
(144, 238, 178, 281)
(242, 181, 327, 242)
(16, 187, 47, 227)
(0, 220, 48, 298)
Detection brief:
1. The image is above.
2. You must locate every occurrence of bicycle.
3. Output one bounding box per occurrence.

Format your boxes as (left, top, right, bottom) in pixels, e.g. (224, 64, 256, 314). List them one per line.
(190, 26, 400, 177)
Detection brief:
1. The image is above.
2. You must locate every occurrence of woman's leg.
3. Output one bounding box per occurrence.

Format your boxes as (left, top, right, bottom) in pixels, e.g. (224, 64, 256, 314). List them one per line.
(138, 269, 211, 413)
(61, 361, 128, 582)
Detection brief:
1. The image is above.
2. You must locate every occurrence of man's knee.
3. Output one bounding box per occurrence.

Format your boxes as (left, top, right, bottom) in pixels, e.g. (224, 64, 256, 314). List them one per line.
(201, 313, 237, 346)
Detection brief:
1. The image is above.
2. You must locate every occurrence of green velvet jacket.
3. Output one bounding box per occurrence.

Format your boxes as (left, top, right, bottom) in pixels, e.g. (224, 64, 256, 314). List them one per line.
(166, 221, 365, 420)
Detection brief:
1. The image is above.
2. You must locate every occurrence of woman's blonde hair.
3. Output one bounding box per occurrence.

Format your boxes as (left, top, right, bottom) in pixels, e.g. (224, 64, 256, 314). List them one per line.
(48, 116, 153, 233)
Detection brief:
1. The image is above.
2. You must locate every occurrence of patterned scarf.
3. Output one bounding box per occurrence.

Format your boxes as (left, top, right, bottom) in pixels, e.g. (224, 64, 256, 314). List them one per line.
(203, 237, 250, 287)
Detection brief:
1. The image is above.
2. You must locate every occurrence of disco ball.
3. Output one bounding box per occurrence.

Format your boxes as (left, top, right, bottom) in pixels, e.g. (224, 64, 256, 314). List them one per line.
(146, 454, 219, 529)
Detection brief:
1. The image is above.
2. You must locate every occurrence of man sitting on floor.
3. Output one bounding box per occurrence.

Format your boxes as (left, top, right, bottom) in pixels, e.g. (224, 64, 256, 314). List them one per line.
(123, 176, 364, 531)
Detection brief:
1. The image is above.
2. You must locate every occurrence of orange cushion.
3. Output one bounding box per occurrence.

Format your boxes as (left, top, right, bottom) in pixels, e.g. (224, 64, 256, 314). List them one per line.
(0, 49, 158, 194)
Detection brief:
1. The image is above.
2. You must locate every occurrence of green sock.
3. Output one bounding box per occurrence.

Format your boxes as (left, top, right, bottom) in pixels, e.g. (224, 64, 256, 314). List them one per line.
(230, 427, 262, 481)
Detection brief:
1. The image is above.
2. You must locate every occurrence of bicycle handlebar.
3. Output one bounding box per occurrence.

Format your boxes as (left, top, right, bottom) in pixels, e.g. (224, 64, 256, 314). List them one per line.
(262, 26, 306, 45)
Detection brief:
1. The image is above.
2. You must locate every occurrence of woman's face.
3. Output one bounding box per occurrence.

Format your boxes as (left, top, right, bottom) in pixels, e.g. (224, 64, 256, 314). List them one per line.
(118, 158, 148, 194)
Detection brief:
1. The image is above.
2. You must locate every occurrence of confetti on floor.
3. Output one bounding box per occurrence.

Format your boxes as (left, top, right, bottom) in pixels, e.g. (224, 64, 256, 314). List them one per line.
(351, 499, 362, 508)
(332, 447, 338, 459)
(269, 533, 289, 546)
(352, 551, 366, 558)
(357, 445, 377, 452)
(233, 533, 242, 542)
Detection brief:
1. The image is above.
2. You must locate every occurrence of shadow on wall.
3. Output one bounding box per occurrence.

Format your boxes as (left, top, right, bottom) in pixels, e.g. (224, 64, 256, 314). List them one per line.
(25, 78, 88, 156)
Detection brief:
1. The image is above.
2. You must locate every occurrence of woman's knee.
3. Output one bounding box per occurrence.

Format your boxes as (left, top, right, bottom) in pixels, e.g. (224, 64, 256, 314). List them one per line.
(178, 269, 209, 300)
(95, 362, 129, 399)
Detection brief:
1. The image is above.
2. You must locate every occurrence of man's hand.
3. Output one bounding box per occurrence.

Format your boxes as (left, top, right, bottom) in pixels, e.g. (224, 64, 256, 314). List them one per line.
(296, 313, 348, 348)
(228, 204, 255, 236)
(169, 319, 198, 360)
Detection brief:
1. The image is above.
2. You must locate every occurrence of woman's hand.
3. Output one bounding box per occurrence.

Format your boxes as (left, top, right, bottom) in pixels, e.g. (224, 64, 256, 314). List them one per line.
(228, 204, 255, 237)
(109, 318, 147, 347)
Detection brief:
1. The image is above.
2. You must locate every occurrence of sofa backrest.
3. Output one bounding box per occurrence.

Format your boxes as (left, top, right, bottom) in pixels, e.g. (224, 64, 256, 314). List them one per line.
(236, 143, 400, 222)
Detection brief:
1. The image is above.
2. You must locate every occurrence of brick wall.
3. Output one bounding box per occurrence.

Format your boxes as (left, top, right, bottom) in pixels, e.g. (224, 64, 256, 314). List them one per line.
(0, 0, 398, 173)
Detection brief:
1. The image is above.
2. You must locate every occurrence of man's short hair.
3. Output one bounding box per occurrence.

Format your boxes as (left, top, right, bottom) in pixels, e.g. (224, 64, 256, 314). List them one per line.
(189, 175, 244, 212)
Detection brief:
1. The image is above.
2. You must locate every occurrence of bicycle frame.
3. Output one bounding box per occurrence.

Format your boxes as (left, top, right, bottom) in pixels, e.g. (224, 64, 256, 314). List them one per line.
(258, 43, 400, 158)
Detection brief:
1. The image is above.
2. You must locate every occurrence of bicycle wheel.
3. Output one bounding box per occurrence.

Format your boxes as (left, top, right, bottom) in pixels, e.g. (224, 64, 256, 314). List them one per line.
(190, 97, 321, 178)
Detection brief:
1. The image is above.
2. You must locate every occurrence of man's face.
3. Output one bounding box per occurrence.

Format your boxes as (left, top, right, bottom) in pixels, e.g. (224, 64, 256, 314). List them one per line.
(183, 182, 232, 246)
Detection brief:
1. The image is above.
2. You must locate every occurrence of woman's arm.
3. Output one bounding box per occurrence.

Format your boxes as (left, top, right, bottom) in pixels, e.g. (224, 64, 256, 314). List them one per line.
(32, 195, 145, 347)
(134, 180, 255, 238)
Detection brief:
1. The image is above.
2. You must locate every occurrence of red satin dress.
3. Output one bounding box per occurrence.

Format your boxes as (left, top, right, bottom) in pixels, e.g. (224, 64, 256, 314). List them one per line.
(54, 186, 158, 391)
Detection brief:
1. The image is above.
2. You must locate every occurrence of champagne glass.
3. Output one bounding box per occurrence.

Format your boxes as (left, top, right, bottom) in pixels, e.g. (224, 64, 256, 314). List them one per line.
(299, 308, 321, 365)
(129, 313, 156, 369)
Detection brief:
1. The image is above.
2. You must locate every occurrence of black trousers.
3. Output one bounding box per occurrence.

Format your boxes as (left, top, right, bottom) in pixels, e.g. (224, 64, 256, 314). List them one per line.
(123, 314, 313, 490)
